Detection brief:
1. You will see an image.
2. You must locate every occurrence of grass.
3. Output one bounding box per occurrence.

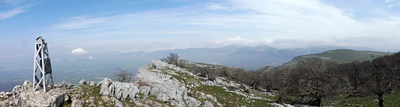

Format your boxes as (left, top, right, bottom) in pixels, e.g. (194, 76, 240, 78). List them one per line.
(250, 90, 278, 101)
(335, 89, 400, 106)
(194, 86, 274, 107)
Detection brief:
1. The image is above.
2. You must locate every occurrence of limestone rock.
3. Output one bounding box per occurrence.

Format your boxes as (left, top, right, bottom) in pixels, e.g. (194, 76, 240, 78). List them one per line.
(71, 100, 85, 107)
(97, 80, 103, 86)
(68, 84, 75, 89)
(109, 82, 139, 100)
(202, 101, 213, 107)
(79, 79, 86, 85)
(185, 97, 200, 107)
(17, 86, 66, 107)
(99, 78, 139, 100)
(100, 78, 113, 96)
(71, 94, 82, 101)
(89, 97, 95, 103)
(206, 95, 217, 102)
(203, 81, 215, 86)
(0, 91, 5, 98)
(64, 94, 70, 102)
(12, 85, 22, 96)
(89, 81, 96, 86)
(135, 60, 193, 107)
(111, 97, 123, 107)
(139, 86, 151, 96)
(101, 96, 111, 102)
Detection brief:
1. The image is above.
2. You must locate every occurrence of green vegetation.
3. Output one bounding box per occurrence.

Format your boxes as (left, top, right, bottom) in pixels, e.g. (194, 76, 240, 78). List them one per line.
(297, 49, 390, 63)
(193, 86, 274, 107)
(335, 89, 400, 106)
(250, 90, 278, 101)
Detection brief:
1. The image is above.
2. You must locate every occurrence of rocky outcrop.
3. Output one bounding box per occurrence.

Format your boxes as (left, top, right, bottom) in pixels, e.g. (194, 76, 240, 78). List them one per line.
(0, 81, 67, 107)
(202, 100, 214, 107)
(100, 78, 113, 96)
(109, 82, 139, 100)
(136, 60, 195, 107)
(97, 60, 202, 107)
(71, 100, 85, 107)
(79, 79, 86, 85)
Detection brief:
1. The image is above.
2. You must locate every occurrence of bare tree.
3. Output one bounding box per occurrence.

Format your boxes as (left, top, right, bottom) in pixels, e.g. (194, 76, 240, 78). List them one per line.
(161, 53, 180, 66)
(285, 58, 342, 106)
(364, 55, 399, 107)
(204, 65, 218, 81)
(259, 71, 273, 92)
(114, 68, 134, 82)
(273, 67, 291, 103)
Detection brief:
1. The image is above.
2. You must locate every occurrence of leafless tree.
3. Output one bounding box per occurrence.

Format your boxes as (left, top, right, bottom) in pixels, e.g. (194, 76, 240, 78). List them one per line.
(161, 53, 180, 66)
(114, 68, 133, 82)
(273, 67, 291, 103)
(364, 55, 399, 107)
(285, 58, 343, 106)
(259, 71, 273, 92)
(204, 65, 218, 81)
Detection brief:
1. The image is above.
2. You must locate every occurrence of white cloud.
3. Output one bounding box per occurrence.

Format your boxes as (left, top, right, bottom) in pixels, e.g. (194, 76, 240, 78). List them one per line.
(206, 4, 229, 10)
(71, 48, 89, 55)
(228, 36, 244, 41)
(68, 58, 76, 60)
(39, 0, 400, 52)
(385, 0, 393, 3)
(50, 17, 105, 30)
(385, 2, 400, 8)
(0, 7, 25, 20)
(264, 39, 274, 44)
(87, 56, 96, 59)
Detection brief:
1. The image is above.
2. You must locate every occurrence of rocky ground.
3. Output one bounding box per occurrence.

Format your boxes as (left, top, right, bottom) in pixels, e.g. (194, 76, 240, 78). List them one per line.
(0, 60, 292, 107)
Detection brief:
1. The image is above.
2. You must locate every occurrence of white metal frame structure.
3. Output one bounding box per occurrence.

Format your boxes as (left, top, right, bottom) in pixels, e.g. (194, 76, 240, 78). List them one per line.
(33, 36, 54, 92)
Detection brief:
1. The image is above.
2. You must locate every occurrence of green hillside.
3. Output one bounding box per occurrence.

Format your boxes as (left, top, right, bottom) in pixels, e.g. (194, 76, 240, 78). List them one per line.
(294, 49, 391, 63)
(261, 49, 392, 72)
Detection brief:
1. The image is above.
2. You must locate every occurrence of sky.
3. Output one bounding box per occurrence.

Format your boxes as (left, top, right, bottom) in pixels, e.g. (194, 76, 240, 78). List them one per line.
(1, 0, 400, 59)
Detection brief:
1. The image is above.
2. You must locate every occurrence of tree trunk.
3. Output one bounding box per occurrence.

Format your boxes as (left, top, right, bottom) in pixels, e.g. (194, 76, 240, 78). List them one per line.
(379, 94, 384, 107)
(355, 74, 359, 90)
(310, 98, 322, 106)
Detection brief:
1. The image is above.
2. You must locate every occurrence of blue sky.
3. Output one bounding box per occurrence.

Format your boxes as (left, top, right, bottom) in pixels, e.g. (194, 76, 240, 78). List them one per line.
(1, 0, 400, 59)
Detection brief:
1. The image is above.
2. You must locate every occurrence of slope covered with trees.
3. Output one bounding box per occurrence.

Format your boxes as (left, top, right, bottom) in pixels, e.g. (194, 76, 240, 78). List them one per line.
(170, 50, 400, 106)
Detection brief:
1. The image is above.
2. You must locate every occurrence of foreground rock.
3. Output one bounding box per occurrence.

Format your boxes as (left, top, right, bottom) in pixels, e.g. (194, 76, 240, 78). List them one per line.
(100, 78, 139, 100)
(99, 60, 204, 107)
(0, 81, 70, 107)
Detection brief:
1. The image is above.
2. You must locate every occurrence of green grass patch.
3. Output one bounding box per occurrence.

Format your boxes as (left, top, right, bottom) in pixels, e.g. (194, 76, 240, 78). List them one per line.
(194, 86, 274, 107)
(299, 49, 391, 64)
(250, 90, 278, 101)
(335, 89, 400, 107)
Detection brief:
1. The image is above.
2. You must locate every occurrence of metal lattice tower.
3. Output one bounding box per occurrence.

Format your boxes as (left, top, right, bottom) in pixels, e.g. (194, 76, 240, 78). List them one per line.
(33, 36, 54, 92)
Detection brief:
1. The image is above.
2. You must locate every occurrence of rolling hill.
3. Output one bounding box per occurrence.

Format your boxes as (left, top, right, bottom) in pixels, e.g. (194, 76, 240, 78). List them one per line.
(266, 49, 392, 71)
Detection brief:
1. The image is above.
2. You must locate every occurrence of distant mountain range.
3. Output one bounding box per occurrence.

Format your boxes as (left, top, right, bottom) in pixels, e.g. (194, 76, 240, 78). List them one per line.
(123, 45, 375, 70)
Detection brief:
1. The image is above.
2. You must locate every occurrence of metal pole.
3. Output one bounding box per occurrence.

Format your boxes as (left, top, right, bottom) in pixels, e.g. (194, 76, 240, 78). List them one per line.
(41, 43, 46, 92)
(33, 43, 37, 90)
